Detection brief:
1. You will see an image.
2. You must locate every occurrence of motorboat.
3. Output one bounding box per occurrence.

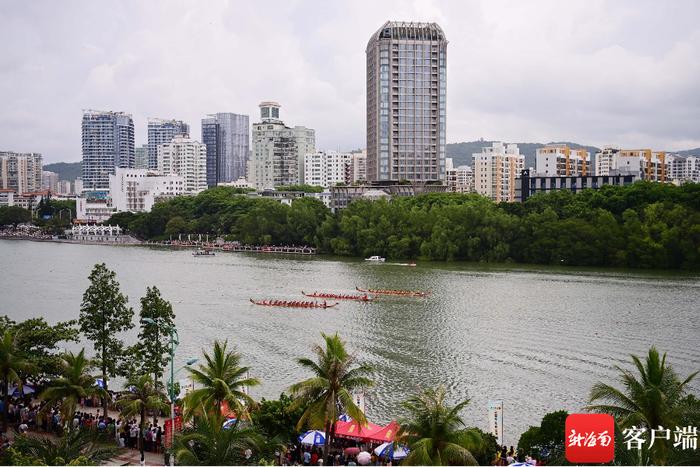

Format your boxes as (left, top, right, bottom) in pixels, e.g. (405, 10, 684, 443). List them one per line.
(364, 256, 386, 262)
(192, 248, 215, 256)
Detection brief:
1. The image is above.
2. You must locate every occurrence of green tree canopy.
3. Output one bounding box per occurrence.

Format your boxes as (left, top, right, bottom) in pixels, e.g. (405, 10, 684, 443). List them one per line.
(398, 386, 478, 466)
(184, 340, 260, 420)
(78, 263, 134, 417)
(290, 332, 374, 461)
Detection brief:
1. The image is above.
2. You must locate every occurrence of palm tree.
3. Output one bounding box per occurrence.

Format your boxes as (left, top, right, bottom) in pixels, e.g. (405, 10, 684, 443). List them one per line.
(290, 333, 374, 462)
(398, 386, 478, 466)
(9, 428, 117, 465)
(117, 374, 169, 465)
(39, 349, 103, 426)
(174, 411, 263, 465)
(0, 330, 32, 433)
(586, 346, 698, 465)
(184, 340, 260, 419)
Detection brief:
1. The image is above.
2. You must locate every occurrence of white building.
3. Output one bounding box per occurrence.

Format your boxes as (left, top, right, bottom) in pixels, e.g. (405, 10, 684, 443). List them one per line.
(536, 144, 591, 176)
(109, 168, 185, 213)
(76, 195, 116, 223)
(595, 148, 674, 182)
(41, 171, 59, 192)
(294, 126, 316, 184)
(348, 150, 367, 184)
(672, 156, 700, 183)
(57, 180, 72, 195)
(74, 178, 84, 195)
(157, 136, 207, 194)
(445, 158, 474, 193)
(472, 142, 524, 202)
(304, 151, 353, 188)
(249, 102, 316, 189)
(67, 224, 132, 243)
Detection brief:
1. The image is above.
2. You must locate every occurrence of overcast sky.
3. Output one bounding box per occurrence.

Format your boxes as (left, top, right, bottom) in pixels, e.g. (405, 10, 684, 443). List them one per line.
(1, 0, 699, 163)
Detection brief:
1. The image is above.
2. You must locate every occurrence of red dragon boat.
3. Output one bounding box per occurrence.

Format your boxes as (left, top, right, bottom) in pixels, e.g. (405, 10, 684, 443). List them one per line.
(355, 286, 430, 297)
(249, 298, 338, 309)
(302, 291, 373, 302)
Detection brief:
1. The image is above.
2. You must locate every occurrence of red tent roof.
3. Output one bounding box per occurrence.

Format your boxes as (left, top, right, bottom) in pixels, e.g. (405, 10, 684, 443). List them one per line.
(334, 419, 398, 443)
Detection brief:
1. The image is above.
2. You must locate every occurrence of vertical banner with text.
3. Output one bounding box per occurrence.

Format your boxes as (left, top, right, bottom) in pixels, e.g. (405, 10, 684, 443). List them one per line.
(487, 400, 504, 445)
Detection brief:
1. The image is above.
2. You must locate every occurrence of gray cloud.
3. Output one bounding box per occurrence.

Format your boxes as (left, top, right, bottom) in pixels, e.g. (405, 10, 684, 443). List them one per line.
(0, 0, 698, 163)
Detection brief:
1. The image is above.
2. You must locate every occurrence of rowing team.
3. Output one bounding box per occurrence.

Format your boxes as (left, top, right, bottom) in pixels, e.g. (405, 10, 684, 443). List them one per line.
(308, 293, 371, 300)
(253, 299, 329, 307)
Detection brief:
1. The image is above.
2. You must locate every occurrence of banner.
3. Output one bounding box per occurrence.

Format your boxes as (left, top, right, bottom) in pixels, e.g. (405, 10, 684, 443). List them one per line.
(487, 400, 504, 445)
(163, 416, 182, 448)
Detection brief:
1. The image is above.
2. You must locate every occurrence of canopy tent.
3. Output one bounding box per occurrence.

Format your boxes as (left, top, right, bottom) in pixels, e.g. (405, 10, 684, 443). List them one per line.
(220, 400, 238, 419)
(333, 419, 382, 441)
(333, 420, 399, 443)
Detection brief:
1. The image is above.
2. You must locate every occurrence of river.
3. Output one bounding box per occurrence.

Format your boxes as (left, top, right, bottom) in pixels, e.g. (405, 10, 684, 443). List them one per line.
(1, 239, 699, 444)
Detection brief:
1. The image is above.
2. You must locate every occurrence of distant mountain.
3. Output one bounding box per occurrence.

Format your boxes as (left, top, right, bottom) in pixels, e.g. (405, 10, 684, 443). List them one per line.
(676, 148, 700, 157)
(446, 141, 601, 169)
(44, 162, 81, 181)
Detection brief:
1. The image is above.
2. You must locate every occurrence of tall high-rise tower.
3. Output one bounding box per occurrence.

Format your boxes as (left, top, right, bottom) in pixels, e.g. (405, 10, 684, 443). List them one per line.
(147, 118, 190, 170)
(366, 21, 447, 182)
(201, 113, 249, 187)
(81, 110, 134, 190)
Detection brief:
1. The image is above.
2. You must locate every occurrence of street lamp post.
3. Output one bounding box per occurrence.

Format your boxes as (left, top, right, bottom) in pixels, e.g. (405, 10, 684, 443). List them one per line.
(140, 318, 196, 467)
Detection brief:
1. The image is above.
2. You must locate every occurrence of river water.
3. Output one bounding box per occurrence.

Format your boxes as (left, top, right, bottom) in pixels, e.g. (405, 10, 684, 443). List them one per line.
(1, 239, 699, 443)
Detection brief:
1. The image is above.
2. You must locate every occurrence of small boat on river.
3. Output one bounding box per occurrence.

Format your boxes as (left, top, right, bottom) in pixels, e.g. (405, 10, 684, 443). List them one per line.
(365, 256, 386, 262)
(302, 291, 373, 302)
(355, 286, 429, 297)
(249, 299, 338, 309)
(193, 248, 215, 256)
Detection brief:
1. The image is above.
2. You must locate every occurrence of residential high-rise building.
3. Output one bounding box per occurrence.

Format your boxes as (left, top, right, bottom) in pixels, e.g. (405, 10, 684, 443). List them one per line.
(445, 158, 474, 193)
(595, 148, 674, 182)
(472, 142, 523, 202)
(304, 151, 353, 188)
(134, 144, 149, 169)
(249, 102, 315, 189)
(595, 147, 620, 176)
(109, 168, 184, 213)
(157, 136, 207, 194)
(74, 178, 84, 195)
(0, 152, 42, 193)
(147, 118, 189, 170)
(41, 171, 59, 192)
(201, 113, 249, 186)
(294, 126, 316, 183)
(672, 156, 700, 183)
(536, 144, 590, 176)
(57, 180, 72, 195)
(347, 150, 367, 184)
(366, 21, 447, 182)
(82, 110, 134, 190)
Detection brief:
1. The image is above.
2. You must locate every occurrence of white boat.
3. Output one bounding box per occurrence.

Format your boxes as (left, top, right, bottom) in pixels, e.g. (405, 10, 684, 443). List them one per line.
(193, 248, 215, 256)
(364, 255, 385, 262)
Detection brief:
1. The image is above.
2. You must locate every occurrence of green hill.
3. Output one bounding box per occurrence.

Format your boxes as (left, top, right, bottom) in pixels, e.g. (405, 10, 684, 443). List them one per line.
(44, 162, 81, 181)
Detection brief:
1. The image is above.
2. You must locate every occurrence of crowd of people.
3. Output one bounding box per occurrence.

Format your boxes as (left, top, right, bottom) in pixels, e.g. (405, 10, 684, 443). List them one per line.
(277, 443, 397, 466)
(0, 394, 167, 460)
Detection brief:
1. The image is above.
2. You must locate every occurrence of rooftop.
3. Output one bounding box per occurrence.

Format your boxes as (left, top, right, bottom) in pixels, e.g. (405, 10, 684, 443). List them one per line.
(368, 21, 447, 47)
